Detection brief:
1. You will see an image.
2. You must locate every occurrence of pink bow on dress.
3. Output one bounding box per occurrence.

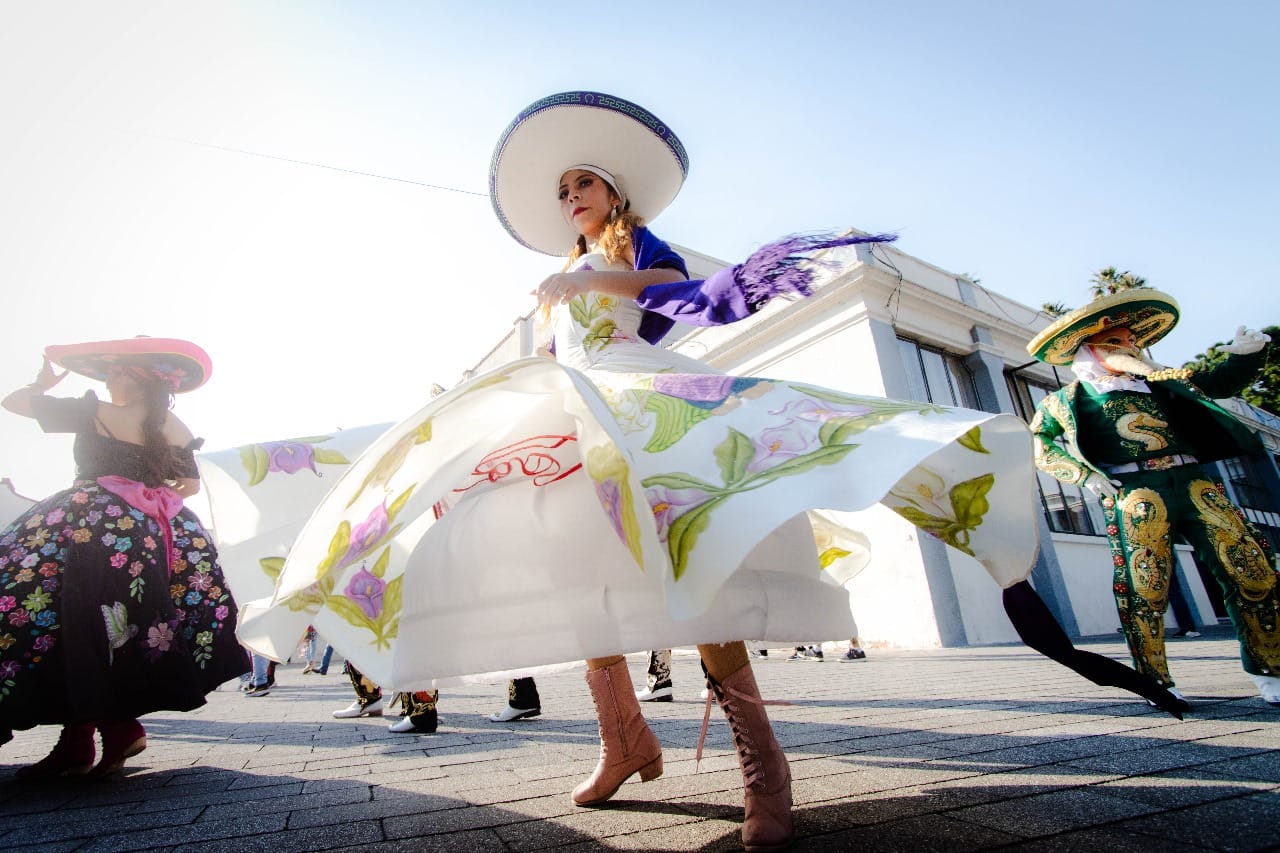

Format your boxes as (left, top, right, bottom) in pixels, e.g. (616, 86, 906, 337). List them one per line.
(96, 475, 184, 572)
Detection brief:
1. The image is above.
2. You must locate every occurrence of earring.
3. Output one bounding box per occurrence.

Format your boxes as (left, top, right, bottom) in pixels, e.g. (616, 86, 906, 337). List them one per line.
(609, 206, 618, 222)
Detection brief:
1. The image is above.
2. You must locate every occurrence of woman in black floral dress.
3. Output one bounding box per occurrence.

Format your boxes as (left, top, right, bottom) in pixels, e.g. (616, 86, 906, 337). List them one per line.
(0, 339, 248, 778)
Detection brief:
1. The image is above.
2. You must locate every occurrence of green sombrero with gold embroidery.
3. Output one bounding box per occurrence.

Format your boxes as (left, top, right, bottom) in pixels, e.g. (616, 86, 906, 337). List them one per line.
(1027, 288, 1180, 365)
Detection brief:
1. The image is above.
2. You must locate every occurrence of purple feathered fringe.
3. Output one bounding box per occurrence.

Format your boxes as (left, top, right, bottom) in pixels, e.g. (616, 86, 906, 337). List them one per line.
(736, 232, 897, 311)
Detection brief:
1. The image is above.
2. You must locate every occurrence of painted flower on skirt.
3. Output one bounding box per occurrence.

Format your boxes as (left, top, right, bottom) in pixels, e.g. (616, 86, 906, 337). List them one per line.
(33, 633, 55, 650)
(652, 374, 735, 403)
(264, 442, 319, 475)
(0, 596, 14, 612)
(594, 478, 626, 542)
(344, 503, 390, 568)
(647, 484, 709, 541)
(747, 419, 814, 473)
(345, 567, 385, 620)
(887, 466, 995, 557)
(8, 608, 30, 627)
(769, 395, 873, 424)
(0, 660, 20, 679)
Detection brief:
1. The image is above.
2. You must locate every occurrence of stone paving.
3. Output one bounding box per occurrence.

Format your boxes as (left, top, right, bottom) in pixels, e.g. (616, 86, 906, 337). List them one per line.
(1, 632, 1278, 852)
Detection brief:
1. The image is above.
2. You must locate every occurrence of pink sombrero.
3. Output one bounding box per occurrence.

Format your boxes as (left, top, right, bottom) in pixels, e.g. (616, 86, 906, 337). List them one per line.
(44, 337, 212, 393)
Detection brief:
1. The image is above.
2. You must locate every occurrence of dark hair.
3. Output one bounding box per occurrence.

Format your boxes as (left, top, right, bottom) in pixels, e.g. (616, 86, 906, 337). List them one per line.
(138, 377, 179, 486)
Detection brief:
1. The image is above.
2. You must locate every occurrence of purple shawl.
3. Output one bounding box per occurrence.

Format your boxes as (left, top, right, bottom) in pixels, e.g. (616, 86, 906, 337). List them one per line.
(634, 228, 896, 344)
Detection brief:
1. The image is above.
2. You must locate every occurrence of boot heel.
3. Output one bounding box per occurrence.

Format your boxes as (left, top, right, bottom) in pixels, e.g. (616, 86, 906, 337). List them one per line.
(639, 755, 663, 782)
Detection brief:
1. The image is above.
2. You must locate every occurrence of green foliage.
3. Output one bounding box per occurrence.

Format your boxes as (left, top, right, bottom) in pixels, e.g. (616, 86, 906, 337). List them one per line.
(1183, 325, 1280, 415)
(1041, 302, 1069, 319)
(1089, 266, 1149, 299)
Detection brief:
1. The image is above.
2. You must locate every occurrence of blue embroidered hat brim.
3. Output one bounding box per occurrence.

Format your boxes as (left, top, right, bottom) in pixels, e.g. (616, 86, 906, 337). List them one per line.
(490, 91, 689, 256)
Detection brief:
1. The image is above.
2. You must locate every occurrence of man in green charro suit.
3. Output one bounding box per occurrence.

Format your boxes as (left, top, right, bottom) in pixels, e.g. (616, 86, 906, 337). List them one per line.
(1027, 288, 1279, 708)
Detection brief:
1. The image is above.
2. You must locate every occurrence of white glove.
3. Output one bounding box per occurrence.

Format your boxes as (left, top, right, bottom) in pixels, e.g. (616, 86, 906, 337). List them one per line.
(1218, 325, 1271, 356)
(1082, 472, 1121, 500)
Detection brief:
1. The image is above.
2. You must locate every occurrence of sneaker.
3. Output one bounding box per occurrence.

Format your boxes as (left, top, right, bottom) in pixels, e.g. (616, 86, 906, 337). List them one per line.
(1172, 629, 1201, 638)
(244, 683, 271, 698)
(806, 645, 824, 661)
(786, 649, 807, 661)
(333, 698, 384, 718)
(840, 648, 867, 662)
(749, 648, 769, 659)
(487, 704, 541, 722)
(301, 662, 314, 674)
(636, 680, 674, 702)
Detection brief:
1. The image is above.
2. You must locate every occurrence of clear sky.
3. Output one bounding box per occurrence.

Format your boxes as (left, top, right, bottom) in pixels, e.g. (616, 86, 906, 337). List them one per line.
(2, 1, 1277, 502)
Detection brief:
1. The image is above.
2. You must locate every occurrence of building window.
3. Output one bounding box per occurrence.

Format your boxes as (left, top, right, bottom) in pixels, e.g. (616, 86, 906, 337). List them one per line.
(1007, 371, 1106, 537)
(1220, 455, 1280, 556)
(896, 338, 979, 408)
(1221, 456, 1275, 513)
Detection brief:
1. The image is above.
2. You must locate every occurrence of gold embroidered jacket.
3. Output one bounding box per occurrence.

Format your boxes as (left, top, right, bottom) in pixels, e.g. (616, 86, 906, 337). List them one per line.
(1030, 351, 1265, 485)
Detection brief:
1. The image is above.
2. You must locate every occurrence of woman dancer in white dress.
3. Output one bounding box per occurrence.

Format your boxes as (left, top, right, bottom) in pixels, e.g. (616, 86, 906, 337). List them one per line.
(241, 92, 1173, 850)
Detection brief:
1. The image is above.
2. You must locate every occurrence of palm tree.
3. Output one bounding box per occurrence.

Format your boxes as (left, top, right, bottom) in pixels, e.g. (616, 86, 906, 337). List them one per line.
(1041, 302, 1069, 319)
(1089, 266, 1149, 299)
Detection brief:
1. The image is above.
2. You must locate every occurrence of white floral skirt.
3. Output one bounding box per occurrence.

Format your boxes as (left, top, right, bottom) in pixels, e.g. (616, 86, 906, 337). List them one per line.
(225, 354, 1037, 691)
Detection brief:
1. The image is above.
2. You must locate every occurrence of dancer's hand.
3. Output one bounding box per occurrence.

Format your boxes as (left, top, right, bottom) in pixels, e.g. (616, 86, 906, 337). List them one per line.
(29, 357, 67, 393)
(1218, 326, 1271, 355)
(534, 273, 582, 306)
(1082, 472, 1121, 500)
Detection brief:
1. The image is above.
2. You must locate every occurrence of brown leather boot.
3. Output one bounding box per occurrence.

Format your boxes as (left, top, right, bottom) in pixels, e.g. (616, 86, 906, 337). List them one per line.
(709, 663, 793, 852)
(92, 719, 147, 776)
(15, 723, 96, 779)
(572, 658, 663, 805)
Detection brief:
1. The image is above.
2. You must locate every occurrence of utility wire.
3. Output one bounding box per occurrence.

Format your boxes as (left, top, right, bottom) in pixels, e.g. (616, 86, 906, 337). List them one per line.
(139, 131, 487, 197)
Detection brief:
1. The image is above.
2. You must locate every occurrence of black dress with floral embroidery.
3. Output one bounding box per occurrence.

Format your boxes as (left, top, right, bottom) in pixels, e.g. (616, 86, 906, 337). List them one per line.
(0, 393, 248, 734)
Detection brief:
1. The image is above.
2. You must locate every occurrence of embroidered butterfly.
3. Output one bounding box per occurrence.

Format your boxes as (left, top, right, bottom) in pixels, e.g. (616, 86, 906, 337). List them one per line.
(101, 601, 139, 663)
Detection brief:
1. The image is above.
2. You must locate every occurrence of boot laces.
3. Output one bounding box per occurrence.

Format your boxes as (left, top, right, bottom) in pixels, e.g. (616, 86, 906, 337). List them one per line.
(695, 681, 789, 785)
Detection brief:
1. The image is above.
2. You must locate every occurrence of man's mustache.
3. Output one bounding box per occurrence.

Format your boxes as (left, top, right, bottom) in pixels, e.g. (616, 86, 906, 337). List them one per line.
(1089, 344, 1165, 376)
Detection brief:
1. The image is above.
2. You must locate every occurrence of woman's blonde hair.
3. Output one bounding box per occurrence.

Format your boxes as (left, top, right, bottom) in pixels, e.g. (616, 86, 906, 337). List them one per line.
(564, 210, 645, 270)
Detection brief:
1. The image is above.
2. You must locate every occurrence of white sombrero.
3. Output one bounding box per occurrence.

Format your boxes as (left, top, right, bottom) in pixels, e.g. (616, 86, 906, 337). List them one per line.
(489, 91, 689, 256)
